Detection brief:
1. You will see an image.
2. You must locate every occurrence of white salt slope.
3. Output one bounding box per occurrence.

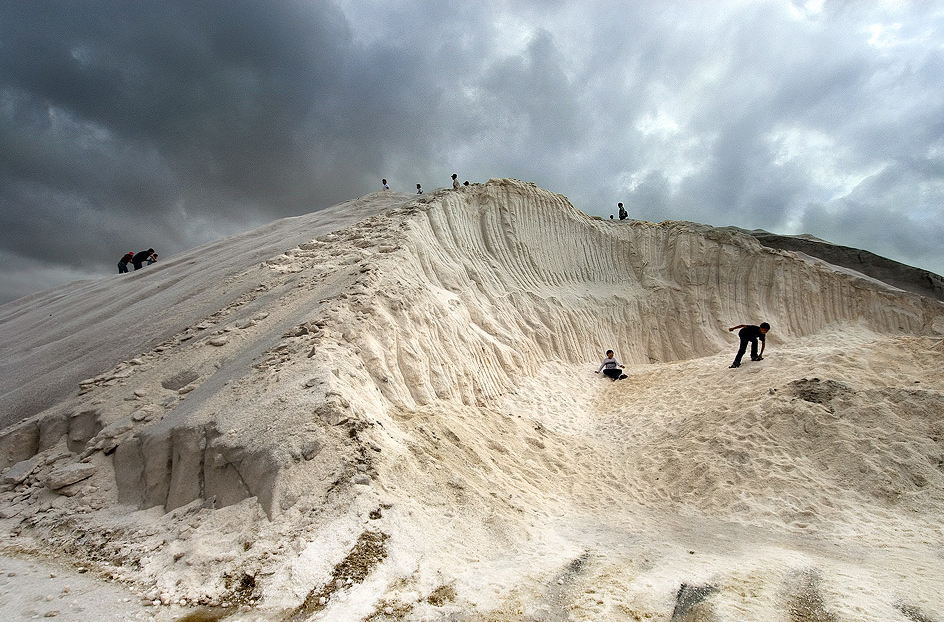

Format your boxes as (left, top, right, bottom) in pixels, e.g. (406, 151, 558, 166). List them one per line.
(0, 190, 413, 430)
(0, 178, 943, 621)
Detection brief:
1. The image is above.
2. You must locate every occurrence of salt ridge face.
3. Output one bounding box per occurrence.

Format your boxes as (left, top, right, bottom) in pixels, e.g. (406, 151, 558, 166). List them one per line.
(0, 178, 943, 620)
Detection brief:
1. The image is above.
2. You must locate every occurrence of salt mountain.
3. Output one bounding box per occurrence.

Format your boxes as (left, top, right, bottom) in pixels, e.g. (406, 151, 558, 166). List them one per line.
(1, 178, 943, 621)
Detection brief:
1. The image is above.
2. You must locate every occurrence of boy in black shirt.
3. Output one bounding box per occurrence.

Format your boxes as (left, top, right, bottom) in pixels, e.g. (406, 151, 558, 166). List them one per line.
(728, 322, 770, 368)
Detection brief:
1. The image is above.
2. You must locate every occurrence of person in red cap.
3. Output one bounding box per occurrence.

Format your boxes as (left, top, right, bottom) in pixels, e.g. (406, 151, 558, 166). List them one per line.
(118, 251, 134, 273)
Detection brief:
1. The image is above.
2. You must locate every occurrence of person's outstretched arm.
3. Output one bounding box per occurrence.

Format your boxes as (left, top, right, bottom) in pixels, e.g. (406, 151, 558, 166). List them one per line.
(728, 324, 746, 332)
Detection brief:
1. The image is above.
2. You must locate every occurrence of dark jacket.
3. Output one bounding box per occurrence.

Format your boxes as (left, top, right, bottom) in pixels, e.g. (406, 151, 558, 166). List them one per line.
(131, 250, 153, 268)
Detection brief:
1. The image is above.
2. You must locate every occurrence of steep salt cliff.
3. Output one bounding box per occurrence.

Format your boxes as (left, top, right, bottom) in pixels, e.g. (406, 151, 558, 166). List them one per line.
(350, 179, 941, 403)
(1, 179, 943, 621)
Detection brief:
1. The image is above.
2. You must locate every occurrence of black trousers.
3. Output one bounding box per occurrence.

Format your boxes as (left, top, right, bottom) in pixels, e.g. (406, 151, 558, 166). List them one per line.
(733, 334, 759, 366)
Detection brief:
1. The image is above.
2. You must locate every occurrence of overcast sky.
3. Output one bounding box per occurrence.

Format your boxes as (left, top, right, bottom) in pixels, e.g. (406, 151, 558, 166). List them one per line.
(1, 0, 942, 304)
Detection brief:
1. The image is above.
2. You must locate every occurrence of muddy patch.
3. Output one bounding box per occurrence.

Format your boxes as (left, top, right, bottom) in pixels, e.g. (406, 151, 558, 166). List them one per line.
(284, 530, 388, 621)
(786, 378, 853, 405)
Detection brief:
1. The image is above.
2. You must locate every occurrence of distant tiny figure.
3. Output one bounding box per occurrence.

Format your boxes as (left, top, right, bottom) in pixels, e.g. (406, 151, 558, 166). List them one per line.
(416, 183, 423, 194)
(596, 349, 627, 380)
(463, 180, 470, 186)
(131, 248, 155, 271)
(118, 251, 134, 274)
(728, 322, 770, 368)
(618, 202, 628, 220)
(147, 253, 158, 265)
(382, 179, 390, 191)
(452, 173, 460, 190)
(609, 215, 614, 219)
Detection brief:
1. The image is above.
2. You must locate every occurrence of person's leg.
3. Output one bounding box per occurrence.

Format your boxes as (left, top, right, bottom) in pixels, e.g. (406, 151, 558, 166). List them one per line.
(602, 369, 621, 380)
(749, 337, 759, 361)
(118, 263, 126, 274)
(732, 336, 749, 367)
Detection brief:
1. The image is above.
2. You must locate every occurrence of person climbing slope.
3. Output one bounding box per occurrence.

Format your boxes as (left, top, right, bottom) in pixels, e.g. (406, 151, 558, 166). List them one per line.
(596, 349, 628, 380)
(117, 251, 134, 274)
(728, 322, 770, 368)
(131, 248, 155, 270)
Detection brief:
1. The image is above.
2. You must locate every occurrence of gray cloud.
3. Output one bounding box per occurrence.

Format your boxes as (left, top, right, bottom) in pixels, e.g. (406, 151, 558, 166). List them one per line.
(1, 0, 943, 304)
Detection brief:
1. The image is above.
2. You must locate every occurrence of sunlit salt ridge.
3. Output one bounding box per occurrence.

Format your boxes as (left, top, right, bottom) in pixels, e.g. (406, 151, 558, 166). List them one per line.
(1, 178, 943, 621)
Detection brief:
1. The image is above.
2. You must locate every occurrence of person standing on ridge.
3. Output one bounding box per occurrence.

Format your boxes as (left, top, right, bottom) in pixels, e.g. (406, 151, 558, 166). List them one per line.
(416, 183, 423, 194)
(382, 179, 390, 191)
(452, 173, 460, 190)
(618, 202, 628, 220)
(728, 322, 770, 368)
(596, 349, 627, 380)
(131, 248, 155, 271)
(118, 251, 134, 274)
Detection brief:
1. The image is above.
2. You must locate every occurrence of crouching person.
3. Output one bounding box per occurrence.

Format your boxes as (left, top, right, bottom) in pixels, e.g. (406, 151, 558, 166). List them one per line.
(596, 349, 627, 380)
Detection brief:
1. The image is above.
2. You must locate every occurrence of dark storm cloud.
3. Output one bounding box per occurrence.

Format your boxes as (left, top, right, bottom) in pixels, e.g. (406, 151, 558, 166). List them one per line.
(0, 0, 361, 288)
(1, 0, 943, 304)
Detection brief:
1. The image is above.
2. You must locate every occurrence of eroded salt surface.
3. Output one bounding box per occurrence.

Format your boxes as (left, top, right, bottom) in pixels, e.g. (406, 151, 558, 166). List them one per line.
(1, 179, 942, 621)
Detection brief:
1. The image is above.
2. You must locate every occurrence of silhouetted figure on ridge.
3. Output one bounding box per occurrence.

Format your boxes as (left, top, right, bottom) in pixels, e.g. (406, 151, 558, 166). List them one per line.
(131, 249, 155, 271)
(118, 251, 134, 274)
